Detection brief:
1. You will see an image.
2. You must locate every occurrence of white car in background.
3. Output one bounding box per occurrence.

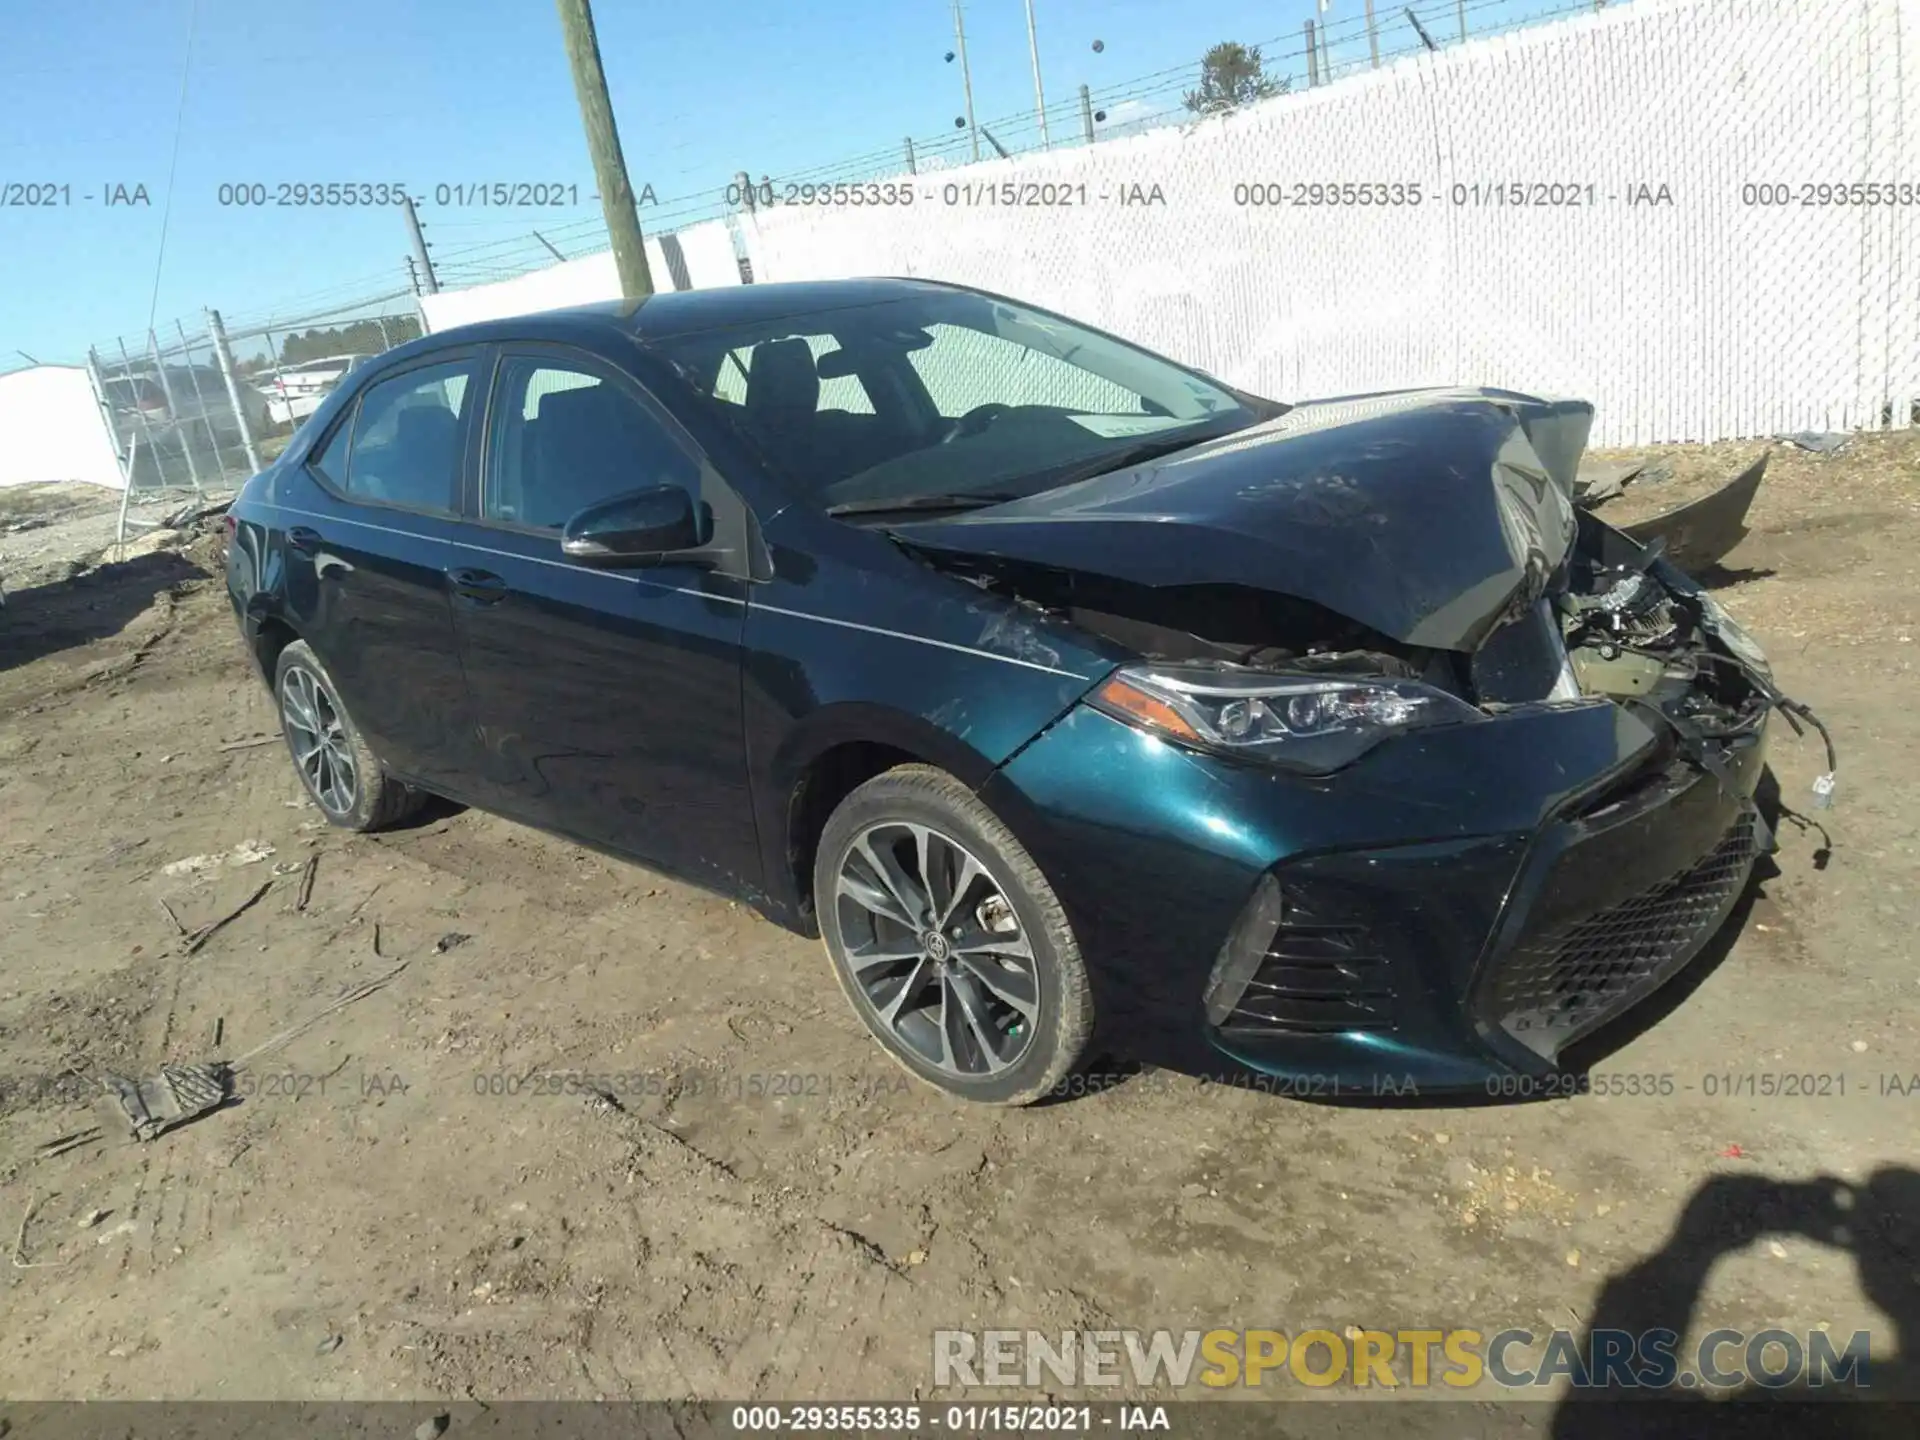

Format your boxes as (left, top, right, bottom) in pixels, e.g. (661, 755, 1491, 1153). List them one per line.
(259, 354, 373, 426)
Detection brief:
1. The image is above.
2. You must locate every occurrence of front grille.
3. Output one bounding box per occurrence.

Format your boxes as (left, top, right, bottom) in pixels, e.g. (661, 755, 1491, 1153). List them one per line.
(1484, 820, 1758, 1051)
(1222, 904, 1395, 1034)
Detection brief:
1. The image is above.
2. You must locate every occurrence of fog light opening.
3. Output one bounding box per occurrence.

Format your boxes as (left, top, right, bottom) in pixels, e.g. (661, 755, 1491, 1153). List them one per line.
(1203, 873, 1285, 1027)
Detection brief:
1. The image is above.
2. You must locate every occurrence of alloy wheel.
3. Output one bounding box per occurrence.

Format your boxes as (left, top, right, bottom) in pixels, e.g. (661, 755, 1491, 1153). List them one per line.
(834, 821, 1041, 1077)
(280, 664, 358, 816)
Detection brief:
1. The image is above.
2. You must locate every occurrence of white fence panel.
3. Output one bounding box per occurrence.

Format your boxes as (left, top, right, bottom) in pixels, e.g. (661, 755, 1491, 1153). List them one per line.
(0, 366, 122, 491)
(740, 0, 1920, 446)
(419, 219, 741, 333)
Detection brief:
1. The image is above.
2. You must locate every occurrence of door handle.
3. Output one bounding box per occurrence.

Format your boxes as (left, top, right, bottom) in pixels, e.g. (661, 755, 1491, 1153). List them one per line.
(448, 567, 508, 604)
(286, 525, 323, 554)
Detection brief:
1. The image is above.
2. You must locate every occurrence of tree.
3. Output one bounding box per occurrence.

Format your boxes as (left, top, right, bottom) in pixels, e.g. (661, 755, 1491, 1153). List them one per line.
(1183, 41, 1287, 115)
(274, 316, 422, 367)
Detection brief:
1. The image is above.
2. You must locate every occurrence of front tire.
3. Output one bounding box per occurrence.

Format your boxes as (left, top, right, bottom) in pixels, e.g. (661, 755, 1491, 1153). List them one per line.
(813, 764, 1093, 1105)
(273, 639, 424, 832)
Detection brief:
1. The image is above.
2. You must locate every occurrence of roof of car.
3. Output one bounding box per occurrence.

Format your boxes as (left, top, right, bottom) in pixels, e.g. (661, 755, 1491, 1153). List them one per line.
(417, 277, 970, 349)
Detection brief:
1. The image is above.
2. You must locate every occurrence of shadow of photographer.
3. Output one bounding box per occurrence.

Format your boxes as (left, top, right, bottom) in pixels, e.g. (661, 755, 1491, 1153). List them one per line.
(1551, 1166, 1919, 1438)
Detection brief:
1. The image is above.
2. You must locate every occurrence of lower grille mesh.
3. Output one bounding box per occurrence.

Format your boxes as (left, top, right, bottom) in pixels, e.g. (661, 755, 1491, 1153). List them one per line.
(1486, 820, 1758, 1046)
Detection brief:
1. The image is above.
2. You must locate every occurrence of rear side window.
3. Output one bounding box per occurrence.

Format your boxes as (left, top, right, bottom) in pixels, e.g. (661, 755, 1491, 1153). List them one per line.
(326, 360, 474, 514)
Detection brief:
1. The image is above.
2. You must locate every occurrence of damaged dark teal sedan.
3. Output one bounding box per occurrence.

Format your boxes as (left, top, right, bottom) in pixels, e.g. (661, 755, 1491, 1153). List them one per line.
(223, 278, 1826, 1105)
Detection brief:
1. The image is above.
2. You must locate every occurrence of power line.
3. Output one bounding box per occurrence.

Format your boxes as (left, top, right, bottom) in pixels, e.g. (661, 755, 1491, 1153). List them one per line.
(143, 0, 201, 339)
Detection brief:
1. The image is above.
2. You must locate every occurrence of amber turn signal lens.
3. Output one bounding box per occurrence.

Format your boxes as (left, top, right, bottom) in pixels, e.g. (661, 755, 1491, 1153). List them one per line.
(1093, 673, 1202, 742)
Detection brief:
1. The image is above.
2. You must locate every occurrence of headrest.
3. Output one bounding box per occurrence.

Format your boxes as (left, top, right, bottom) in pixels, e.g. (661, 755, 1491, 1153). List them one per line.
(745, 338, 820, 420)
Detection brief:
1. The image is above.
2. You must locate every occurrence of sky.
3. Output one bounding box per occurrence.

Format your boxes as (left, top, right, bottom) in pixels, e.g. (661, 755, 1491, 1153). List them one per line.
(0, 0, 1520, 366)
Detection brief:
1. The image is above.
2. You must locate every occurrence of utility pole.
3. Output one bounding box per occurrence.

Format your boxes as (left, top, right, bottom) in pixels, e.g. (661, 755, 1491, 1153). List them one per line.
(555, 0, 654, 299)
(1306, 21, 1320, 85)
(1079, 83, 1094, 143)
(1023, 0, 1050, 148)
(952, 0, 980, 162)
(402, 197, 439, 294)
(1366, 0, 1380, 66)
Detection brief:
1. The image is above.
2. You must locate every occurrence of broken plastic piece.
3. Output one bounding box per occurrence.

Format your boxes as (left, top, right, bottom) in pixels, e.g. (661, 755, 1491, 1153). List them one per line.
(1779, 431, 1850, 455)
(101, 1062, 232, 1141)
(1811, 773, 1836, 810)
(1618, 452, 1769, 572)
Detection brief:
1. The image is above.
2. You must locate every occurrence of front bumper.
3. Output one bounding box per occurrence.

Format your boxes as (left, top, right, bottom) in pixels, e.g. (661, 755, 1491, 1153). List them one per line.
(984, 696, 1768, 1096)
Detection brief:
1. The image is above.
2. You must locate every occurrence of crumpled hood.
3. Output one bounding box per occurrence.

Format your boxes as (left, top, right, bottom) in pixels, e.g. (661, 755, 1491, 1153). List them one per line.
(890, 387, 1593, 653)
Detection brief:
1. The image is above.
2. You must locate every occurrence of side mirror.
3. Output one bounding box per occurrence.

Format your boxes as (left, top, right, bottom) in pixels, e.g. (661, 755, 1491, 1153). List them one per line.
(561, 485, 710, 567)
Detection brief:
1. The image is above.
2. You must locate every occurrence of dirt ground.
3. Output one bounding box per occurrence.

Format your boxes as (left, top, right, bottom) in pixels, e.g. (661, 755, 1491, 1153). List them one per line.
(0, 433, 1915, 1409)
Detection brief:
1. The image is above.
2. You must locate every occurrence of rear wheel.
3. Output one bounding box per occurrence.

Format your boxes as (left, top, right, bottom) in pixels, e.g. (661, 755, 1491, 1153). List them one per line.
(813, 764, 1092, 1105)
(273, 639, 424, 832)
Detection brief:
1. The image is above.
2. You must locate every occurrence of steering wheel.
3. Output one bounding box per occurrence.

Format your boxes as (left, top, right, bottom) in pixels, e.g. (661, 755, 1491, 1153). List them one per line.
(939, 402, 1015, 445)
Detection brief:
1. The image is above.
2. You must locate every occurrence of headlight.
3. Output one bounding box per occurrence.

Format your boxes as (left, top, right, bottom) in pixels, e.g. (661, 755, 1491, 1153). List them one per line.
(1698, 594, 1773, 680)
(1087, 663, 1484, 774)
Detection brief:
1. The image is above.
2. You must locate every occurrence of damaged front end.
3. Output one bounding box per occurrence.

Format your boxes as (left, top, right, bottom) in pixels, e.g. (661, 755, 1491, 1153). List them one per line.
(900, 389, 1834, 1086)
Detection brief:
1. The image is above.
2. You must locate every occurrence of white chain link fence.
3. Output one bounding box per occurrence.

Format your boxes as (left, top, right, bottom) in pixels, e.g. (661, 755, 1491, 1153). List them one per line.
(81, 294, 427, 501)
(740, 0, 1920, 446)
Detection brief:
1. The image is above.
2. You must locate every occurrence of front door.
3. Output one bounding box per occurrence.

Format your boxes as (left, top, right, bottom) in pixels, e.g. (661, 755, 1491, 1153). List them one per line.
(446, 345, 760, 893)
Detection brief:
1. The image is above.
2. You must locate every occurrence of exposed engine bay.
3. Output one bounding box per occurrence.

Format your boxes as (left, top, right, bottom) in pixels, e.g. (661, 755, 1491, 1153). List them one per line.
(916, 510, 1834, 796)
(884, 385, 1837, 798)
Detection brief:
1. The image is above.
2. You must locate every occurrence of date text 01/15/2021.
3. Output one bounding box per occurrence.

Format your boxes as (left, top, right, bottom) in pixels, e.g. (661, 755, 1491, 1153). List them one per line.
(3, 182, 149, 206)
(728, 1405, 1171, 1432)
(209, 181, 655, 208)
(468, 1069, 916, 1102)
(1228, 180, 1678, 208)
(728, 179, 1168, 209)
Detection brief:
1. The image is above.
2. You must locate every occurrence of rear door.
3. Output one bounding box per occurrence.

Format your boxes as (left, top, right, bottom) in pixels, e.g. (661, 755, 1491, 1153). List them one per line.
(277, 351, 490, 797)
(443, 343, 759, 890)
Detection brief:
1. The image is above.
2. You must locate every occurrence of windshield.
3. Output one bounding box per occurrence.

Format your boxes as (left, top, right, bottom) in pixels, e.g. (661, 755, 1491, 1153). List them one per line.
(652, 289, 1261, 512)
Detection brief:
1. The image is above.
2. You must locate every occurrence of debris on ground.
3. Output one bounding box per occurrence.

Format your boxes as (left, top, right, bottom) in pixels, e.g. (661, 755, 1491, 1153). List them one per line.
(115, 528, 188, 560)
(162, 497, 234, 530)
(37, 1128, 103, 1160)
(161, 840, 276, 878)
(434, 933, 472, 954)
(1779, 431, 1851, 455)
(182, 878, 275, 955)
(294, 855, 319, 912)
(217, 734, 280, 752)
(101, 1062, 233, 1141)
(12, 1192, 64, 1269)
